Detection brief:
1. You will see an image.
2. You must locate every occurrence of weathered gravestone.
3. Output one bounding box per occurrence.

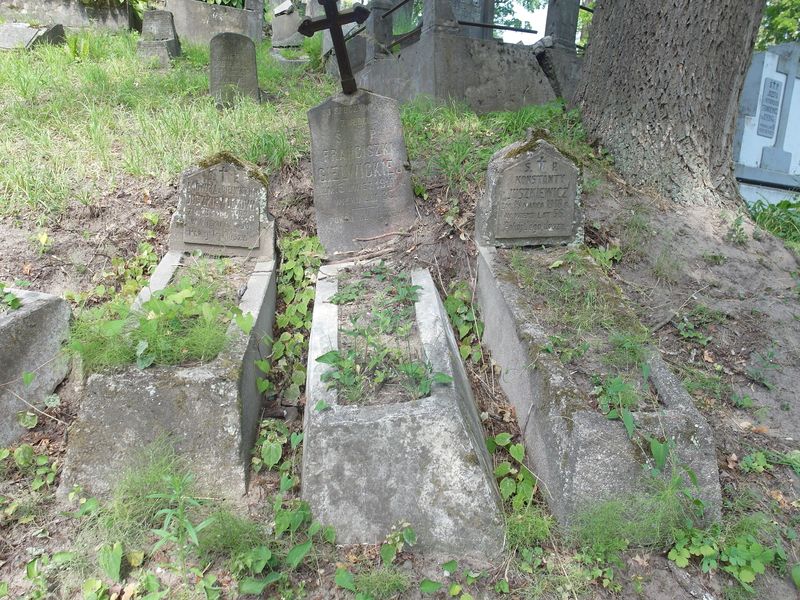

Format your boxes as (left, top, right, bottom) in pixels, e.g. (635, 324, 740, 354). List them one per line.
(475, 137, 582, 247)
(0, 290, 71, 446)
(137, 9, 181, 68)
(61, 160, 277, 503)
(209, 32, 261, 107)
(169, 160, 274, 257)
(307, 91, 416, 253)
(0, 22, 65, 51)
(271, 0, 304, 48)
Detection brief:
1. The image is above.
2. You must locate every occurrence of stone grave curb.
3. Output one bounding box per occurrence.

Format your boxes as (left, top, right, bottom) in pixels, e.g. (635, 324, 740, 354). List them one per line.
(302, 263, 504, 559)
(0, 290, 71, 446)
(60, 255, 277, 504)
(475, 244, 722, 525)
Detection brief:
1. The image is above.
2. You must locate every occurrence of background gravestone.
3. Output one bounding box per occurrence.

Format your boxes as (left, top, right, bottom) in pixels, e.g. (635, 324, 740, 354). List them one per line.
(475, 138, 582, 247)
(308, 89, 416, 254)
(0, 23, 65, 51)
(137, 9, 181, 68)
(272, 0, 304, 48)
(210, 32, 261, 107)
(169, 160, 274, 259)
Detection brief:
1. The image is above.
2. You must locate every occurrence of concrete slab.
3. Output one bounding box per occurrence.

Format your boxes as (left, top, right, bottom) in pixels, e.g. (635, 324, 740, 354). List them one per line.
(60, 256, 277, 503)
(475, 245, 722, 525)
(302, 264, 504, 558)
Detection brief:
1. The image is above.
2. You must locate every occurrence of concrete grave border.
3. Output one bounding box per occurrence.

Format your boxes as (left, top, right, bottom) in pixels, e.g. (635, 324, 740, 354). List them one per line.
(0, 289, 71, 446)
(61, 252, 277, 503)
(476, 245, 722, 525)
(302, 263, 504, 559)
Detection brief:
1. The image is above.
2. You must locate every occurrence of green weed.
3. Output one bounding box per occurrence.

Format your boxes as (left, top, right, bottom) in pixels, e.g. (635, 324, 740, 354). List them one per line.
(505, 504, 554, 550)
(196, 509, 267, 562)
(353, 567, 411, 599)
(749, 198, 800, 253)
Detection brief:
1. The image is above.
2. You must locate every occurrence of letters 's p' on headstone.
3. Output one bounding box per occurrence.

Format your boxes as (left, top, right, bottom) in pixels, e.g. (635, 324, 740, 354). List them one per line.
(475, 138, 582, 247)
(308, 90, 416, 254)
(169, 161, 274, 258)
(137, 10, 181, 67)
(210, 32, 261, 107)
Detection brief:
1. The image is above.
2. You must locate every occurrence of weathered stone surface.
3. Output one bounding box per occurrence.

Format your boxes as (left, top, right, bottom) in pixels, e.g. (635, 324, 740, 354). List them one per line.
(209, 32, 260, 106)
(0, 23, 65, 50)
(355, 25, 557, 114)
(302, 265, 503, 558)
(169, 161, 274, 259)
(475, 139, 582, 247)
(271, 0, 304, 47)
(60, 258, 277, 503)
(0, 290, 70, 446)
(166, 0, 263, 46)
(475, 245, 722, 525)
(308, 90, 416, 254)
(0, 0, 129, 30)
(136, 10, 180, 67)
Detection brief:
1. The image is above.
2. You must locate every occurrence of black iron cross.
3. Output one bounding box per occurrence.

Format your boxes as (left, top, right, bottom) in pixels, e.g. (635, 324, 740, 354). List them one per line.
(298, 0, 370, 95)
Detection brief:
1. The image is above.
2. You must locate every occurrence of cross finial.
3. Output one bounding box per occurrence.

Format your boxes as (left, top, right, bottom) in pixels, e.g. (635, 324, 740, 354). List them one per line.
(298, 0, 370, 95)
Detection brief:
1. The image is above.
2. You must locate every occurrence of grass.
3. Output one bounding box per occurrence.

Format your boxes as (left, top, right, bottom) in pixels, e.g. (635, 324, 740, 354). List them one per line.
(749, 198, 800, 253)
(401, 98, 606, 191)
(69, 265, 237, 372)
(0, 30, 335, 218)
(196, 509, 267, 561)
(506, 503, 554, 549)
(354, 567, 411, 599)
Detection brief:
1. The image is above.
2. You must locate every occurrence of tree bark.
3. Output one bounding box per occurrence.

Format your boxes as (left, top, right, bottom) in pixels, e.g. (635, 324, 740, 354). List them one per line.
(575, 0, 764, 204)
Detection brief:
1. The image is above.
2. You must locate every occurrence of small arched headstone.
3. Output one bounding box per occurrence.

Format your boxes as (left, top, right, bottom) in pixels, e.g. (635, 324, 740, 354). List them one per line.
(209, 32, 261, 107)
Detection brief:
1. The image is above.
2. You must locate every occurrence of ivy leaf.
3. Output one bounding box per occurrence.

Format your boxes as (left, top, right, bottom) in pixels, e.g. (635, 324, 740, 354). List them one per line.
(494, 461, 512, 477)
(290, 432, 303, 449)
(261, 441, 282, 470)
(380, 543, 397, 565)
(419, 579, 443, 594)
(509, 443, 524, 463)
(235, 312, 254, 335)
(441, 560, 458, 575)
(334, 568, 356, 592)
(499, 477, 516, 500)
(285, 539, 312, 569)
(494, 432, 512, 446)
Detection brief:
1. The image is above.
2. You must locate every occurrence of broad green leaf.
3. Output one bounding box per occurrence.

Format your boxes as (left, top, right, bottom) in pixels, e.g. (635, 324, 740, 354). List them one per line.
(621, 409, 635, 439)
(495, 579, 510, 593)
(22, 371, 35, 386)
(323, 525, 336, 544)
(403, 526, 417, 545)
(494, 432, 512, 446)
(791, 563, 800, 589)
(509, 443, 524, 463)
(441, 560, 458, 575)
(0, 581, 7, 598)
(13, 444, 34, 468)
(235, 313, 254, 335)
(52, 551, 76, 564)
(315, 400, 330, 412)
(449, 583, 462, 596)
(127, 550, 145, 568)
(261, 441, 282, 470)
(285, 539, 312, 569)
(499, 477, 516, 500)
(419, 579, 443, 594)
(380, 543, 397, 565)
(334, 568, 356, 592)
(290, 432, 303, 449)
(238, 572, 284, 594)
(98, 542, 123, 582)
(494, 462, 512, 477)
(16, 411, 38, 430)
(432, 372, 453, 384)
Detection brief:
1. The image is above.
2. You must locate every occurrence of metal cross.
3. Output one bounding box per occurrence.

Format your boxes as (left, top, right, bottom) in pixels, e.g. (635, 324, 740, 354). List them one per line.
(298, 0, 370, 95)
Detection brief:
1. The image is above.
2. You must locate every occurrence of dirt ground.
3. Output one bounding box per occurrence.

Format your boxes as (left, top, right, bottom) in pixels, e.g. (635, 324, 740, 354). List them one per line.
(0, 157, 798, 598)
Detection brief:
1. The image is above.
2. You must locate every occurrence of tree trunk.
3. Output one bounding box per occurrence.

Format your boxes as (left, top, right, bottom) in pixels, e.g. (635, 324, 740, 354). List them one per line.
(575, 0, 764, 204)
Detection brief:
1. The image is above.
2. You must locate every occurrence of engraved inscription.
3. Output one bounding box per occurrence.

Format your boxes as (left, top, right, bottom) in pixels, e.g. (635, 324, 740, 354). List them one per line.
(495, 151, 576, 241)
(757, 77, 783, 139)
(183, 167, 262, 249)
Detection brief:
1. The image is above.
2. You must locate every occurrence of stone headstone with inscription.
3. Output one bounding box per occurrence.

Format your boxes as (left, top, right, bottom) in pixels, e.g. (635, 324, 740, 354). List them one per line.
(210, 32, 261, 107)
(475, 138, 581, 247)
(0, 23, 65, 51)
(308, 89, 416, 254)
(137, 10, 181, 67)
(169, 161, 274, 259)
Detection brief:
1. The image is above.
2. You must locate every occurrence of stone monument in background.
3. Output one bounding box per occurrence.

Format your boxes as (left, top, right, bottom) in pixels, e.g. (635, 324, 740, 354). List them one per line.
(136, 9, 181, 68)
(209, 32, 261, 107)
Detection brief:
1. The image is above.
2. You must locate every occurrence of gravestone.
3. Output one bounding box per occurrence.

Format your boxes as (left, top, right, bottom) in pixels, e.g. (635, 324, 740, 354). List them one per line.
(209, 32, 261, 107)
(475, 137, 582, 247)
(734, 42, 800, 204)
(166, 0, 264, 46)
(0, 290, 71, 446)
(169, 160, 275, 259)
(308, 90, 416, 253)
(0, 23, 65, 51)
(137, 9, 181, 68)
(272, 0, 304, 47)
